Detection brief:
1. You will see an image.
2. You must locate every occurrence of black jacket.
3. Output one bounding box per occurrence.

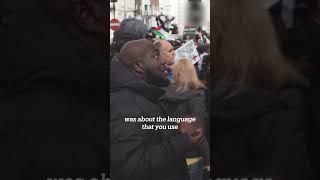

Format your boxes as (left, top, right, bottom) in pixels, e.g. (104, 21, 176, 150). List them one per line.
(213, 74, 311, 179)
(1, 0, 107, 179)
(160, 84, 210, 165)
(160, 84, 208, 123)
(282, 20, 320, 178)
(110, 61, 191, 180)
(283, 20, 320, 84)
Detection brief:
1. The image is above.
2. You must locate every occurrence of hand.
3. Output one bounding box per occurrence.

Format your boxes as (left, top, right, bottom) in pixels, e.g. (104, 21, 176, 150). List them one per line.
(178, 122, 204, 145)
(178, 122, 198, 134)
(188, 128, 204, 145)
(192, 55, 198, 61)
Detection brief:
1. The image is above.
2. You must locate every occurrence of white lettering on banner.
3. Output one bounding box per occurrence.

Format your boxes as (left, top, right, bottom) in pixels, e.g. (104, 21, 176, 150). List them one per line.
(174, 40, 200, 64)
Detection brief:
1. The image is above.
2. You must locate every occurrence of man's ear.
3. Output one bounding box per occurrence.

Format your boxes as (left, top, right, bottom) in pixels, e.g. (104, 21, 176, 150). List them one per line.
(71, 0, 106, 34)
(132, 60, 145, 75)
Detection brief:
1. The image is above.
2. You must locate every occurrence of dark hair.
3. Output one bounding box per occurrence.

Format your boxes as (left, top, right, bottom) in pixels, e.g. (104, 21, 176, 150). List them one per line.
(111, 18, 148, 55)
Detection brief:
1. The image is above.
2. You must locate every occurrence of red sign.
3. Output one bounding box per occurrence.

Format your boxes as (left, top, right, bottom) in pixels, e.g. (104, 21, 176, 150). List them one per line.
(110, 18, 120, 31)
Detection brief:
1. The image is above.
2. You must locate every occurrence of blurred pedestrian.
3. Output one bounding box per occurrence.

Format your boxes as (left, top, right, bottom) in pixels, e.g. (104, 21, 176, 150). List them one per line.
(282, 0, 320, 177)
(213, 0, 311, 179)
(110, 18, 148, 62)
(1, 0, 107, 179)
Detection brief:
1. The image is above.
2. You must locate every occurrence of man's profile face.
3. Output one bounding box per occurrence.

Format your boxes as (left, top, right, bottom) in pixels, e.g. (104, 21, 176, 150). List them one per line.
(160, 41, 175, 66)
(142, 47, 169, 87)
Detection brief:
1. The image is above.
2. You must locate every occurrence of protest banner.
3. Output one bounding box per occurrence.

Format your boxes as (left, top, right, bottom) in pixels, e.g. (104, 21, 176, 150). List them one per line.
(174, 40, 200, 64)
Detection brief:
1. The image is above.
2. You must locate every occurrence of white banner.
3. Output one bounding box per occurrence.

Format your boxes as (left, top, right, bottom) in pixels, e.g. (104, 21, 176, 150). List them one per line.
(174, 40, 200, 64)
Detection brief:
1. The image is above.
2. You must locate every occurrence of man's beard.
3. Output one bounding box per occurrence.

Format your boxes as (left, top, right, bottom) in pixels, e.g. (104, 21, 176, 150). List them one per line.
(145, 70, 170, 87)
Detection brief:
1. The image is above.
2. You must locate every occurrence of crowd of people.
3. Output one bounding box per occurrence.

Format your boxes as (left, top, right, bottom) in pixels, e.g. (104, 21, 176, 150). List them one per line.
(111, 0, 320, 180)
(109, 17, 211, 180)
(2, 0, 320, 179)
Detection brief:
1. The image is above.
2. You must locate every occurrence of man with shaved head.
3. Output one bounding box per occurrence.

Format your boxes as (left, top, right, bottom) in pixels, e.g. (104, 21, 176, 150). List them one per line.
(110, 39, 204, 180)
(118, 39, 169, 87)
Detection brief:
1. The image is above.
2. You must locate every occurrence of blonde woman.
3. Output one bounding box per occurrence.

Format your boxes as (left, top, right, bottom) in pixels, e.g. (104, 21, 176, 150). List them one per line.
(160, 58, 210, 180)
(213, 0, 310, 179)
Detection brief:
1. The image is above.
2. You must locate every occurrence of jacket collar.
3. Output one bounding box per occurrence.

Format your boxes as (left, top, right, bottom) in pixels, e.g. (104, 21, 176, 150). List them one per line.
(110, 61, 165, 101)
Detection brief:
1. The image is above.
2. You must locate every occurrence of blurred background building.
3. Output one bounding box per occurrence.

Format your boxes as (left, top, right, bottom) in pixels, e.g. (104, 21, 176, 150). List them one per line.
(110, 0, 210, 42)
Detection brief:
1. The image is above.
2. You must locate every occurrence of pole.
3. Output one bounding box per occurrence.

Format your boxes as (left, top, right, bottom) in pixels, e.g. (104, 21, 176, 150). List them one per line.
(124, 0, 126, 18)
(113, 2, 116, 19)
